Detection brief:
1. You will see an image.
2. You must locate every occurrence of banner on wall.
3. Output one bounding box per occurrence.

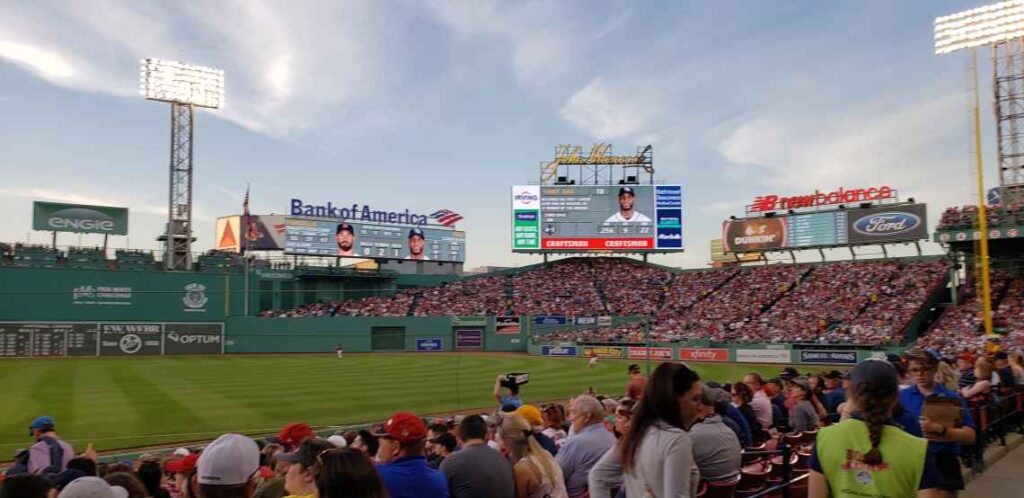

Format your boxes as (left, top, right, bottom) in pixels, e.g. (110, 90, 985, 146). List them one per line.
(735, 349, 792, 364)
(799, 350, 857, 365)
(540, 345, 577, 357)
(597, 316, 612, 327)
(533, 316, 568, 326)
(582, 346, 624, 358)
(496, 317, 521, 335)
(415, 338, 443, 352)
(627, 347, 673, 360)
(679, 348, 730, 362)
(453, 316, 488, 327)
(455, 329, 483, 349)
(574, 316, 597, 325)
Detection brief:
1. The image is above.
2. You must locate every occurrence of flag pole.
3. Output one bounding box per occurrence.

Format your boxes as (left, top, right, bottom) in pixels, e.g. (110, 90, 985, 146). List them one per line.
(243, 183, 250, 317)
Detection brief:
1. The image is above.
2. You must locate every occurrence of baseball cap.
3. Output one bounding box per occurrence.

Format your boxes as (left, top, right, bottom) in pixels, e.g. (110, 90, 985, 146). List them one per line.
(825, 370, 844, 380)
(779, 367, 799, 380)
(791, 378, 811, 392)
(336, 223, 354, 234)
(430, 432, 457, 452)
(268, 422, 315, 449)
(619, 186, 635, 196)
(513, 405, 543, 427)
(29, 415, 54, 435)
(326, 435, 348, 448)
(849, 360, 899, 397)
(627, 364, 641, 374)
(372, 412, 427, 444)
(408, 228, 425, 239)
(197, 434, 260, 486)
(165, 453, 200, 474)
(173, 447, 191, 457)
(57, 477, 128, 498)
(276, 438, 334, 468)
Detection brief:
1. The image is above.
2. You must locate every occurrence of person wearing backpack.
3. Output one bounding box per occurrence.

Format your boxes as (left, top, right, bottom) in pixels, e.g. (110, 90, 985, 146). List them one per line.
(27, 416, 74, 475)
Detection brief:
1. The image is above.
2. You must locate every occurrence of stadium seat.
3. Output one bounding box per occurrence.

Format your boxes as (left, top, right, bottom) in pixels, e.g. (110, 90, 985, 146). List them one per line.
(703, 477, 740, 498)
(799, 429, 818, 445)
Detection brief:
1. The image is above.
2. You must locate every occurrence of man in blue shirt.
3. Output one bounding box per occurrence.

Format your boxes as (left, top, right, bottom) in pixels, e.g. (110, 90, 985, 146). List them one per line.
(374, 412, 449, 498)
(493, 374, 523, 410)
(823, 370, 847, 416)
(899, 348, 976, 497)
(556, 396, 616, 497)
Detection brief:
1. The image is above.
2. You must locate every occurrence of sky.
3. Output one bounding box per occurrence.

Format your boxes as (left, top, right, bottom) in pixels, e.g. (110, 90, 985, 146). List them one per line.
(0, 0, 1000, 270)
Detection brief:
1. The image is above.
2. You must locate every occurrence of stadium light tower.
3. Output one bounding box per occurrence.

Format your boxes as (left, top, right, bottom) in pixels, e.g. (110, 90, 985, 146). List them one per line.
(933, 1, 1024, 336)
(140, 59, 225, 270)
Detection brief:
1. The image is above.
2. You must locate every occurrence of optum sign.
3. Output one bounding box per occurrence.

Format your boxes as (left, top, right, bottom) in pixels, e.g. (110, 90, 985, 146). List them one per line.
(33, 202, 129, 235)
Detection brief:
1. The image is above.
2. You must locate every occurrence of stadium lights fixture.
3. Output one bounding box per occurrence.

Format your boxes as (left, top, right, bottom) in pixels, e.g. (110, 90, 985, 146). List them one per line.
(140, 58, 225, 109)
(935, 0, 1024, 54)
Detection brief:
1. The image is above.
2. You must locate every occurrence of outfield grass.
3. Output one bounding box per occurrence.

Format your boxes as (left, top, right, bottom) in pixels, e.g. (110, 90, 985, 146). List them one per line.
(0, 353, 784, 456)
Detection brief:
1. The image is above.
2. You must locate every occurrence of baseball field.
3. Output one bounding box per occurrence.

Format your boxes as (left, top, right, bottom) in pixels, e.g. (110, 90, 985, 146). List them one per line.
(0, 353, 784, 457)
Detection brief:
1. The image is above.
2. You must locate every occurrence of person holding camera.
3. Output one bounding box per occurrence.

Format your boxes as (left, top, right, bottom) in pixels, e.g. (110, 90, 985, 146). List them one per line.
(494, 374, 524, 410)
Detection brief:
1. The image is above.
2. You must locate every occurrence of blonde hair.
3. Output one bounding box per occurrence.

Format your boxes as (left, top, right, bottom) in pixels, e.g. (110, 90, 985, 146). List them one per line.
(499, 415, 559, 485)
(936, 361, 959, 392)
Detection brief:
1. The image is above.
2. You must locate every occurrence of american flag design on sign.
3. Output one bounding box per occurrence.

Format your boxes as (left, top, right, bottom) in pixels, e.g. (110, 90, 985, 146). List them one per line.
(430, 209, 464, 227)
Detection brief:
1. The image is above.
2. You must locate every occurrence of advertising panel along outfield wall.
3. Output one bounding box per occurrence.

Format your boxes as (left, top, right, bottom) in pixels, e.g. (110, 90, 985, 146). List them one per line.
(512, 184, 683, 252)
(0, 322, 223, 357)
(722, 203, 927, 252)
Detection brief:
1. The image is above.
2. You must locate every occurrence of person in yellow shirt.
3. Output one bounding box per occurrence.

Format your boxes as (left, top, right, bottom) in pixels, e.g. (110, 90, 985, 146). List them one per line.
(276, 438, 334, 498)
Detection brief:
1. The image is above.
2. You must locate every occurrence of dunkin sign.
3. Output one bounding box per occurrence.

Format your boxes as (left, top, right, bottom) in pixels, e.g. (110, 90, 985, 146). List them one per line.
(679, 348, 729, 362)
(722, 218, 787, 252)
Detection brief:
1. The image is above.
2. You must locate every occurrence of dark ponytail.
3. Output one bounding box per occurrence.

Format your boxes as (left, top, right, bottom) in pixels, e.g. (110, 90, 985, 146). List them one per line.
(855, 380, 896, 465)
(619, 362, 700, 473)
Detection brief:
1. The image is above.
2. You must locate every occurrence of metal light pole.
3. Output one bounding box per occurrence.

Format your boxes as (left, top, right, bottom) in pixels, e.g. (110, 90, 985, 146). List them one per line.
(140, 59, 225, 270)
(934, 1, 1024, 336)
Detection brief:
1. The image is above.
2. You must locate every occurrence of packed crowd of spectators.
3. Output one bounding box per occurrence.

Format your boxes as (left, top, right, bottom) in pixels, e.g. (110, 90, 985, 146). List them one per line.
(260, 292, 415, 318)
(937, 204, 1024, 230)
(9, 348, 1011, 498)
(414, 276, 511, 316)
(511, 259, 606, 316)
(919, 269, 1013, 356)
(657, 268, 739, 318)
(590, 258, 672, 316)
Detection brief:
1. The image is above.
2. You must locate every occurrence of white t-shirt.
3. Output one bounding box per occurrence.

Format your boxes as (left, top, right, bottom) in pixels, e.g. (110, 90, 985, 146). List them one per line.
(604, 211, 651, 223)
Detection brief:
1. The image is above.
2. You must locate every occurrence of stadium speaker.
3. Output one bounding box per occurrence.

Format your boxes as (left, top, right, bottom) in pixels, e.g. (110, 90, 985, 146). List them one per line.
(788, 209, 795, 214)
(626, 176, 638, 184)
(859, 202, 871, 209)
(908, 197, 915, 203)
(730, 216, 737, 220)
(556, 176, 569, 185)
(765, 211, 776, 218)
(838, 204, 846, 210)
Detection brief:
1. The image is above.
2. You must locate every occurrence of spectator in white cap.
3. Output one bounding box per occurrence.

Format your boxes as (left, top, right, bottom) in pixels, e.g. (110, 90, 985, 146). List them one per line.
(197, 434, 260, 498)
(326, 436, 347, 449)
(57, 476, 128, 498)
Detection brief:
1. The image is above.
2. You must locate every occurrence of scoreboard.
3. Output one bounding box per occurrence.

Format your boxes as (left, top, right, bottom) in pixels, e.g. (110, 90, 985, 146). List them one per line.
(0, 322, 222, 357)
(723, 203, 928, 252)
(284, 217, 466, 262)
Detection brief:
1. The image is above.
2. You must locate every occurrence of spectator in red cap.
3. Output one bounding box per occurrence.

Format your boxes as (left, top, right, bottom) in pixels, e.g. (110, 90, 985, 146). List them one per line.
(269, 423, 316, 452)
(373, 412, 448, 498)
(165, 453, 199, 498)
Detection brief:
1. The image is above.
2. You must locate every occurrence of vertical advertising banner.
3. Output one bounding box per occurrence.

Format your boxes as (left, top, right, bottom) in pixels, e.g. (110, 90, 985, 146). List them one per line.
(654, 185, 683, 249)
(455, 329, 483, 349)
(512, 186, 541, 250)
(496, 317, 522, 335)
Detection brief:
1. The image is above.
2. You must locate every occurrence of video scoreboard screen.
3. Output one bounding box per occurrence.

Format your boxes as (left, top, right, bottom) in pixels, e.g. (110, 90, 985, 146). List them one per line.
(284, 217, 466, 262)
(722, 203, 927, 252)
(511, 184, 683, 252)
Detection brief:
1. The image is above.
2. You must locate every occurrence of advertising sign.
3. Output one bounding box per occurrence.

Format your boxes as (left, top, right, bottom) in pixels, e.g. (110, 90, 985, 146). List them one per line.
(736, 349, 792, 364)
(163, 323, 223, 355)
(33, 201, 128, 235)
(512, 184, 683, 252)
(453, 316, 488, 327)
(679, 348, 730, 362)
(99, 323, 163, 356)
(574, 316, 597, 325)
(582, 346, 625, 358)
(597, 316, 613, 327)
(217, 215, 286, 252)
(845, 204, 928, 244)
(799, 350, 857, 365)
(416, 338, 443, 352)
(749, 185, 895, 213)
(533, 316, 568, 326)
(627, 347, 673, 360)
(285, 217, 465, 262)
(541, 345, 578, 357)
(455, 329, 483, 349)
(722, 218, 787, 252)
(496, 317, 522, 335)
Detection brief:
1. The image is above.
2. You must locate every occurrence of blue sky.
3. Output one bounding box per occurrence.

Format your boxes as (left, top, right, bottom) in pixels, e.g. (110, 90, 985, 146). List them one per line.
(0, 0, 997, 269)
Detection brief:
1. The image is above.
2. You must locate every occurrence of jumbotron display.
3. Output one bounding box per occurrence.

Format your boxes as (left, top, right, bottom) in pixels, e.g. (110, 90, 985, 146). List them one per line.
(284, 217, 466, 262)
(511, 184, 683, 252)
(722, 203, 928, 252)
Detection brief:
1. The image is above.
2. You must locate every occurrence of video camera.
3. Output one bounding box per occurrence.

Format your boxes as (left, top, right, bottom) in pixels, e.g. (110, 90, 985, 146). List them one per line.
(500, 372, 529, 389)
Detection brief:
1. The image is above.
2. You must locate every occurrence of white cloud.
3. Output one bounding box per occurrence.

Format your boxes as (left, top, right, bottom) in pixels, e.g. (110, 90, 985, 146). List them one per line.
(560, 77, 662, 140)
(0, 42, 76, 83)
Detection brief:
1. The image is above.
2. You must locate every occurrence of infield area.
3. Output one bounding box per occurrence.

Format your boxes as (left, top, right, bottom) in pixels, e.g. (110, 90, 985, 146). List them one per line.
(0, 353, 784, 455)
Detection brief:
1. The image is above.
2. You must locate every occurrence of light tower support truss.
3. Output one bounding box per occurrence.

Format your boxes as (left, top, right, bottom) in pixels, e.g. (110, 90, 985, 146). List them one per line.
(166, 103, 195, 270)
(994, 40, 1024, 194)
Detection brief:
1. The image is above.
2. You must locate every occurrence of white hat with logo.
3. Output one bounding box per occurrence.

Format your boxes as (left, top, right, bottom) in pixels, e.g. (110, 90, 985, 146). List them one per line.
(197, 434, 260, 486)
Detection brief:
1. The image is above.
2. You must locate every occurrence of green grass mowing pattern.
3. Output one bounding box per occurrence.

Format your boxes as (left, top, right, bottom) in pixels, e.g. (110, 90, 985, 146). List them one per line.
(0, 354, 784, 455)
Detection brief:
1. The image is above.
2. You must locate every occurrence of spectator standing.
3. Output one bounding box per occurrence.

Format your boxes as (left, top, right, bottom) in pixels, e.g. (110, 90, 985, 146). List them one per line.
(1010, 352, 1024, 385)
(900, 349, 977, 497)
(690, 385, 742, 483)
(373, 412, 448, 498)
(994, 352, 1016, 390)
(26, 416, 74, 475)
(440, 415, 515, 498)
(789, 379, 821, 433)
(498, 415, 567, 498)
(556, 396, 615, 497)
(956, 353, 976, 391)
(588, 362, 702, 498)
(743, 373, 773, 434)
(808, 360, 942, 498)
(961, 360, 994, 401)
(625, 364, 646, 400)
(313, 448, 388, 498)
(196, 434, 262, 498)
(494, 375, 524, 410)
(276, 439, 334, 498)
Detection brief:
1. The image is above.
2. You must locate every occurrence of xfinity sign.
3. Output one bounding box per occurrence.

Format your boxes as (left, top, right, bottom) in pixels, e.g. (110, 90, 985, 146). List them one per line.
(33, 202, 128, 235)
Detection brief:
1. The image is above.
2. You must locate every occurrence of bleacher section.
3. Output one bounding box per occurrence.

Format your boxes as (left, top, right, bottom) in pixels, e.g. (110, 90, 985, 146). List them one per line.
(115, 249, 156, 271)
(66, 246, 109, 270)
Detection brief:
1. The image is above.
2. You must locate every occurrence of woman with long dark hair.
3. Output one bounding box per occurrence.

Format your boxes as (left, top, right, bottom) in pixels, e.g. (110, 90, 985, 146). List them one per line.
(809, 360, 942, 498)
(314, 447, 388, 498)
(587, 362, 702, 498)
(731, 381, 762, 442)
(136, 461, 171, 498)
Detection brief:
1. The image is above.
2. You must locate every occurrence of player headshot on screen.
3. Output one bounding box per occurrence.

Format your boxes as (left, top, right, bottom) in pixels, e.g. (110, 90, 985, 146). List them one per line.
(335, 223, 357, 257)
(604, 186, 651, 223)
(408, 228, 430, 260)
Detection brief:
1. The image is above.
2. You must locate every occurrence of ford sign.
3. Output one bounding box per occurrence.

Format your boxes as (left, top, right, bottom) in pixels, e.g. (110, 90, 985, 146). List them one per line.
(852, 212, 920, 237)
